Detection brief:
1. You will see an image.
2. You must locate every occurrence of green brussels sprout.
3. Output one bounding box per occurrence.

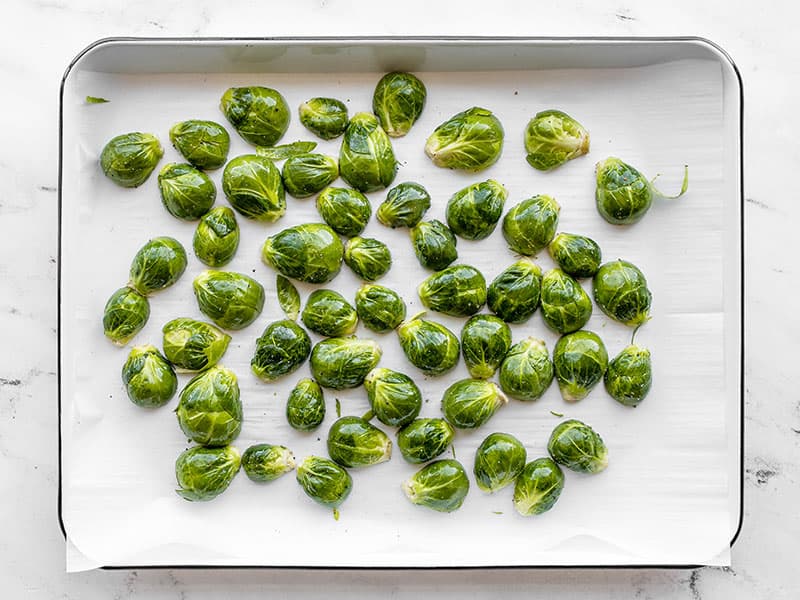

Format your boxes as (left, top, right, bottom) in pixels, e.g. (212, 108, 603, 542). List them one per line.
(524, 110, 590, 171)
(121, 345, 177, 408)
(397, 314, 460, 376)
(327, 416, 392, 468)
(445, 179, 507, 240)
(425, 107, 504, 172)
(418, 264, 487, 317)
(193, 206, 240, 267)
(99, 132, 163, 187)
(175, 445, 241, 502)
(262, 223, 344, 284)
(316, 187, 372, 238)
(301, 289, 358, 337)
(460, 314, 512, 379)
(548, 233, 602, 278)
(473, 432, 527, 493)
(222, 154, 286, 222)
(276, 274, 301, 321)
(502, 195, 560, 256)
(441, 379, 507, 429)
(513, 457, 565, 516)
(553, 331, 608, 402)
(286, 378, 326, 431)
(338, 112, 397, 193)
(242, 444, 295, 482)
(354, 284, 406, 333)
(220, 86, 290, 147)
(299, 97, 349, 140)
(344, 237, 392, 282)
(593, 260, 652, 327)
(487, 259, 542, 324)
(256, 141, 318, 161)
(402, 459, 469, 512)
(410, 219, 458, 271)
(364, 367, 422, 427)
(162, 317, 231, 372)
(176, 366, 242, 446)
(377, 182, 431, 229)
(296, 455, 352, 510)
(251, 319, 312, 382)
(169, 119, 230, 170)
(193, 270, 265, 330)
(102, 286, 150, 346)
(540, 269, 593, 334)
(372, 72, 426, 137)
(396, 418, 454, 464)
(310, 337, 382, 389)
(281, 153, 339, 198)
(595, 157, 689, 225)
(157, 164, 216, 225)
(129, 237, 187, 296)
(547, 419, 608, 473)
(604, 344, 652, 407)
(498, 337, 554, 402)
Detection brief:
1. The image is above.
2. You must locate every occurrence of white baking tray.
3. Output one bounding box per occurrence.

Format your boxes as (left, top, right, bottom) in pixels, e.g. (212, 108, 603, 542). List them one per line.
(58, 37, 743, 571)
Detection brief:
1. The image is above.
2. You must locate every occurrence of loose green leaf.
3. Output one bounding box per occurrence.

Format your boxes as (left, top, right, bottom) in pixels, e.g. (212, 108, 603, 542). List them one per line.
(276, 275, 301, 321)
(257, 141, 318, 161)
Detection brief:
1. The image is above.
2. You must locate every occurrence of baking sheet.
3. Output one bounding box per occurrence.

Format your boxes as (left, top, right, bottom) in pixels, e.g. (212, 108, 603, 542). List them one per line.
(60, 40, 740, 571)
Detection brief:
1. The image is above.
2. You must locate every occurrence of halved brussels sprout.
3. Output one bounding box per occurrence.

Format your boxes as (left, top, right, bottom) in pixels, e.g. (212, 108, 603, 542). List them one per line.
(441, 379, 507, 429)
(402, 459, 469, 512)
(547, 419, 608, 473)
(299, 97, 349, 140)
(498, 337, 554, 402)
(460, 314, 512, 379)
(175, 445, 240, 502)
(593, 260, 652, 327)
(222, 154, 286, 222)
(372, 72, 426, 137)
(553, 331, 608, 402)
(276, 274, 301, 321)
(355, 284, 406, 333)
(251, 319, 312, 382)
(473, 432, 527, 493)
(301, 289, 358, 337)
(377, 182, 431, 229)
(487, 259, 542, 324)
(102, 286, 149, 346)
(410, 219, 458, 271)
(286, 378, 326, 431)
(364, 367, 422, 427)
(548, 232, 602, 278)
(445, 179, 507, 240)
(100, 132, 163, 187)
(242, 444, 295, 482)
(129, 237, 187, 296)
(169, 119, 230, 170)
(502, 195, 560, 256)
(425, 107, 504, 172)
(540, 269, 592, 334)
(262, 223, 344, 284)
(282, 153, 339, 198)
(121, 345, 177, 408)
(193, 270, 265, 330)
(604, 344, 652, 407)
(162, 317, 231, 372)
(344, 237, 392, 282)
(316, 187, 371, 238)
(220, 86, 290, 147)
(418, 264, 487, 317)
(310, 337, 382, 389)
(157, 163, 216, 221)
(256, 141, 318, 161)
(176, 366, 242, 446)
(193, 206, 240, 267)
(513, 457, 565, 516)
(396, 418, 454, 464)
(296, 455, 352, 510)
(339, 112, 397, 193)
(397, 314, 460, 376)
(327, 416, 392, 468)
(524, 110, 590, 171)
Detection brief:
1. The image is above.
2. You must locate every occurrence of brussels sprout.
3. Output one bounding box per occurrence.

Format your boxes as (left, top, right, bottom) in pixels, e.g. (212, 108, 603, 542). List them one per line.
(251, 319, 312, 382)
(396, 418, 454, 464)
(498, 337, 554, 402)
(102, 286, 150, 346)
(175, 445, 241, 502)
(99, 132, 163, 187)
(193, 270, 265, 330)
(397, 314, 460, 376)
(593, 260, 652, 327)
(418, 264, 487, 317)
(425, 107, 504, 172)
(129, 237, 187, 296)
(327, 416, 392, 468)
(364, 367, 422, 427)
(487, 259, 542, 324)
(157, 162, 216, 221)
(299, 97, 349, 140)
(286, 378, 326, 431)
(310, 337, 382, 389)
(595, 157, 689, 225)
(524, 110, 590, 172)
(377, 182, 431, 229)
(169, 119, 230, 170)
(410, 220, 458, 271)
(513, 457, 565, 516)
(193, 206, 240, 267)
(540, 269, 592, 334)
(604, 344, 652, 407)
(339, 112, 397, 193)
(121, 345, 177, 408)
(176, 366, 242, 446)
(256, 141, 318, 161)
(547, 419, 608, 473)
(162, 317, 231, 372)
(220, 86, 290, 147)
(344, 237, 392, 282)
(402, 459, 469, 512)
(276, 274, 301, 321)
(296, 455, 352, 510)
(548, 233, 602, 278)
(445, 179, 507, 241)
(301, 289, 358, 337)
(441, 379, 507, 429)
(354, 284, 406, 333)
(316, 187, 372, 238)
(262, 223, 344, 284)
(553, 331, 608, 402)
(222, 154, 286, 222)
(473, 432, 527, 493)
(242, 444, 295, 482)
(502, 195, 560, 256)
(460, 314, 512, 379)
(281, 153, 339, 198)
(372, 72, 426, 137)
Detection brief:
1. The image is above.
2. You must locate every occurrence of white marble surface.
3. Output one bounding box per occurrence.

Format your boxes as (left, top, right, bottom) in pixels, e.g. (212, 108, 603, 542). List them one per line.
(0, 0, 796, 596)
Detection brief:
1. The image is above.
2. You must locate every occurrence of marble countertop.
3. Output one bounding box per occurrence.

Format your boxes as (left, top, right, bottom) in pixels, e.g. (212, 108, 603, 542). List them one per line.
(2, 0, 796, 597)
